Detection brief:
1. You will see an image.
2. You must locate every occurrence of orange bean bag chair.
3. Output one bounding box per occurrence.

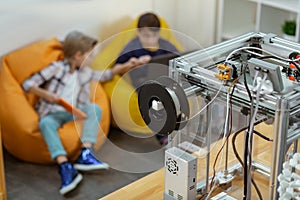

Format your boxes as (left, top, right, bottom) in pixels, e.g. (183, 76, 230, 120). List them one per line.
(91, 15, 183, 134)
(0, 38, 110, 164)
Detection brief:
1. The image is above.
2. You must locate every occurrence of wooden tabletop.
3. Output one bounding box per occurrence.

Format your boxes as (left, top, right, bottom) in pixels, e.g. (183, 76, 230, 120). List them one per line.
(101, 124, 277, 200)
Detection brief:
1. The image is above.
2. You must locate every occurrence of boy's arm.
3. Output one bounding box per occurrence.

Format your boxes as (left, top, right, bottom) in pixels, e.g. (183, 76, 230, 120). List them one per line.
(28, 86, 59, 104)
(22, 62, 59, 92)
(111, 57, 149, 76)
(92, 56, 150, 82)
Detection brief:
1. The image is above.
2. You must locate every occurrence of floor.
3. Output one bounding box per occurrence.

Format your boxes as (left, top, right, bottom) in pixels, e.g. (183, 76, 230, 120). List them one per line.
(4, 127, 165, 200)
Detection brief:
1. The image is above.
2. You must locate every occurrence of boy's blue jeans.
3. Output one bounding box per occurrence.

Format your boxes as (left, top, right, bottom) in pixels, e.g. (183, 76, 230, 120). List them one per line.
(39, 103, 102, 160)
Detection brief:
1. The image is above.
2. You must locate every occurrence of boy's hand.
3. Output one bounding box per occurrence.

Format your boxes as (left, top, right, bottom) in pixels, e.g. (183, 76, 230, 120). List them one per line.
(111, 55, 151, 76)
(46, 93, 60, 104)
(128, 57, 140, 67)
(128, 55, 151, 67)
(138, 55, 151, 64)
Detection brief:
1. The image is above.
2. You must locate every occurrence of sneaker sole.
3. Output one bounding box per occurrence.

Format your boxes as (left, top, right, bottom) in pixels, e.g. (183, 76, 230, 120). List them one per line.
(73, 163, 109, 171)
(59, 173, 83, 195)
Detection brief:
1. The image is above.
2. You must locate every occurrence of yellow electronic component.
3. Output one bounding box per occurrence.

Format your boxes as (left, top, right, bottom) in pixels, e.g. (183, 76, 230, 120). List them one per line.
(217, 64, 231, 71)
(215, 64, 231, 80)
(215, 73, 230, 80)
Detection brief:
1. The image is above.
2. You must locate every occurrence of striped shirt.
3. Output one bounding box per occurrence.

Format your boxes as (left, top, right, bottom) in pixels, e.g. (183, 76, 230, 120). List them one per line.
(22, 60, 113, 117)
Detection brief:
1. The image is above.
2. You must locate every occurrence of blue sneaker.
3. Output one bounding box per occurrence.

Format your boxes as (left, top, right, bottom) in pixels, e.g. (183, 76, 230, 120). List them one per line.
(74, 148, 109, 171)
(59, 162, 83, 195)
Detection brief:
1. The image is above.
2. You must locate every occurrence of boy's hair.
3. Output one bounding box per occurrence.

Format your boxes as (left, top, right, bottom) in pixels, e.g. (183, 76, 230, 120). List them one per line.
(63, 31, 98, 59)
(137, 12, 160, 32)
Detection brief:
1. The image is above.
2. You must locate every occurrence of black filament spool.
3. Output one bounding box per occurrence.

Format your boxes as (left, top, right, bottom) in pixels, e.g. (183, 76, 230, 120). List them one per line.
(138, 76, 189, 136)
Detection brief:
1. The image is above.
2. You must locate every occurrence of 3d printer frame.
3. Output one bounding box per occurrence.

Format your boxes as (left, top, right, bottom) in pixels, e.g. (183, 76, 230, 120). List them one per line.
(167, 32, 300, 199)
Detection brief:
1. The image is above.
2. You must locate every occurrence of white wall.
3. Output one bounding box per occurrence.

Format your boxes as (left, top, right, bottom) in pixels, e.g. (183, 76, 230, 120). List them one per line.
(154, 0, 217, 49)
(0, 0, 217, 56)
(176, 0, 217, 49)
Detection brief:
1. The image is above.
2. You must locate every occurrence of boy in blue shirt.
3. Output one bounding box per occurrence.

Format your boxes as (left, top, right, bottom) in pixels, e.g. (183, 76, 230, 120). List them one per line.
(113, 12, 179, 145)
(114, 12, 179, 89)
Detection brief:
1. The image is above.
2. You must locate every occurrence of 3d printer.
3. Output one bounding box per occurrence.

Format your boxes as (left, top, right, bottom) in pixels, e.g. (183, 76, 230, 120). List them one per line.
(138, 32, 300, 200)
